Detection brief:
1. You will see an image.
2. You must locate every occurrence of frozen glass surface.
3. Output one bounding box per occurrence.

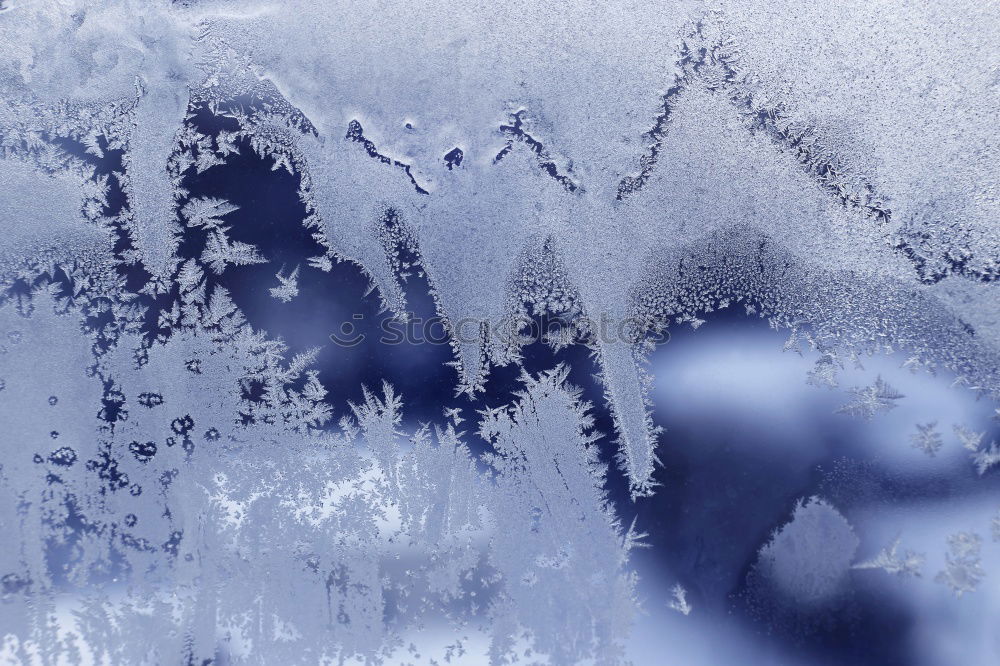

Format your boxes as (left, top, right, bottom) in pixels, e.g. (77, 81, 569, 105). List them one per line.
(0, 2, 997, 664)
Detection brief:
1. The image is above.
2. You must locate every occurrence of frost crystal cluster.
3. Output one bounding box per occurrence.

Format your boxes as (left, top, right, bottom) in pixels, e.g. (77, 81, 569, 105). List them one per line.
(0, 1, 998, 664)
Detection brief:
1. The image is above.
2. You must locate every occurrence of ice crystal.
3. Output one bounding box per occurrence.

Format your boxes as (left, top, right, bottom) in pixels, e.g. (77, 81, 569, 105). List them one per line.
(852, 536, 924, 578)
(910, 422, 944, 457)
(668, 584, 692, 616)
(955, 419, 999, 476)
(269, 265, 300, 303)
(836, 376, 905, 421)
(954, 424, 986, 451)
(935, 532, 985, 598)
(478, 366, 637, 663)
(970, 441, 1000, 476)
(806, 351, 841, 389)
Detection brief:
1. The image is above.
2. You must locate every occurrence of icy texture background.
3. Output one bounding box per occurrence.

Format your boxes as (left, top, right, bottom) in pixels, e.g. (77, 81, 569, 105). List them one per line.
(0, 1, 998, 664)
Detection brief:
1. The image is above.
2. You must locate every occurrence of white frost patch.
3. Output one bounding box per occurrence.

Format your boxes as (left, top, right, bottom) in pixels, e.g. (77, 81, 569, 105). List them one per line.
(756, 497, 859, 604)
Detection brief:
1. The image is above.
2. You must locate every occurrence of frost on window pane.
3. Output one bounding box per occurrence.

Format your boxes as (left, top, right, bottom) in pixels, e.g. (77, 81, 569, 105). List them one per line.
(752, 497, 859, 605)
(909, 421, 944, 457)
(935, 532, 985, 598)
(836, 376, 905, 421)
(1, 1, 999, 663)
(852, 536, 925, 579)
(667, 584, 692, 616)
